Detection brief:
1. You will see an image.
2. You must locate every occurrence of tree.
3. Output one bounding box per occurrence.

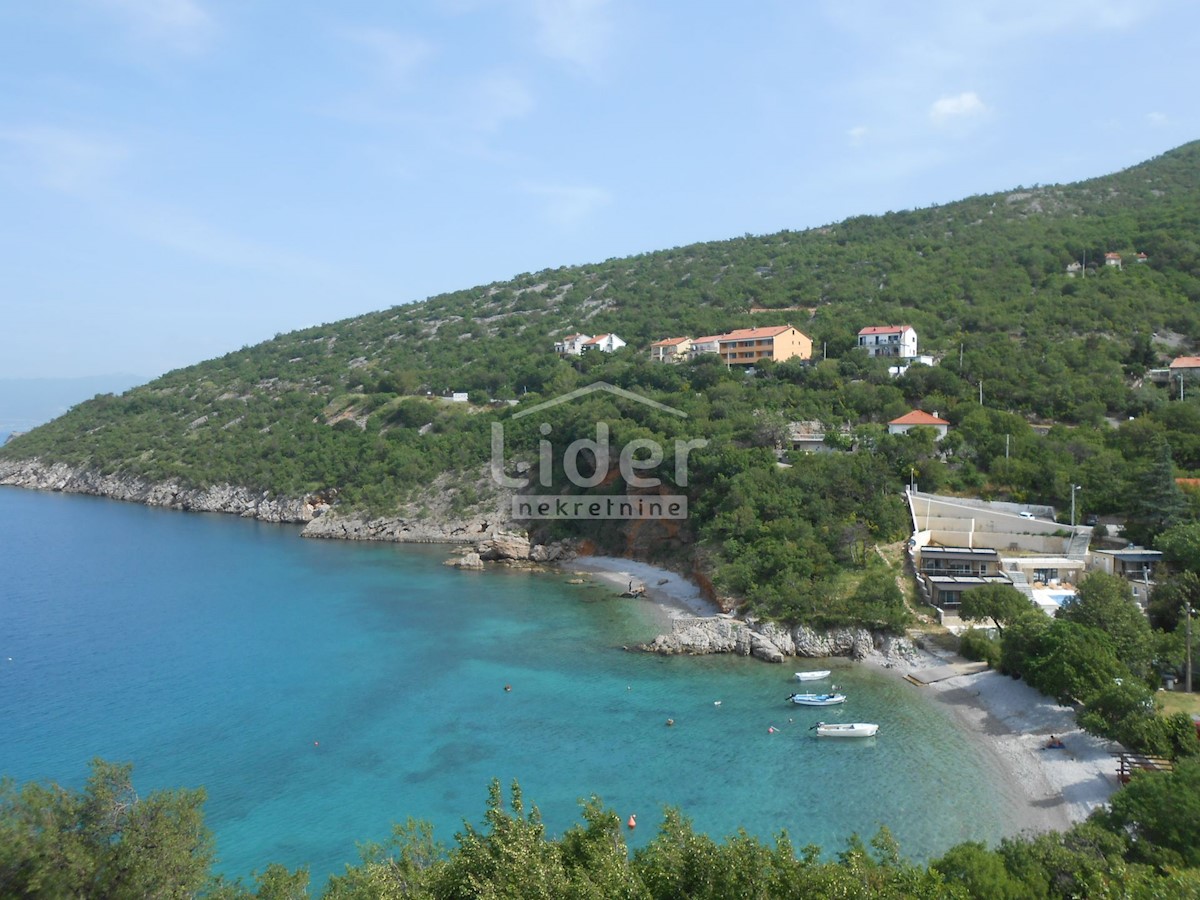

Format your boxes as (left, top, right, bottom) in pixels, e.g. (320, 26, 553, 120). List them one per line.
(1156, 521, 1200, 574)
(931, 841, 1030, 899)
(959, 584, 1033, 636)
(1102, 756, 1200, 868)
(0, 759, 213, 899)
(1124, 435, 1189, 547)
(1146, 571, 1200, 632)
(1057, 572, 1155, 679)
(1022, 620, 1126, 705)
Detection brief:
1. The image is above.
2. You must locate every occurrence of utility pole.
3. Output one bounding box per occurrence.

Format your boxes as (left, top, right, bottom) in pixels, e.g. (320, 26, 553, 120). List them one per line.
(1071, 484, 1081, 528)
(978, 381, 983, 405)
(1005, 434, 1010, 459)
(1186, 604, 1194, 694)
(1180, 373, 1185, 402)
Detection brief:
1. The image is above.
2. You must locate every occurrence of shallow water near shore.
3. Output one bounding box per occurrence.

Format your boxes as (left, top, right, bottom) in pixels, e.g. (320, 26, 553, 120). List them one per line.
(0, 488, 1023, 884)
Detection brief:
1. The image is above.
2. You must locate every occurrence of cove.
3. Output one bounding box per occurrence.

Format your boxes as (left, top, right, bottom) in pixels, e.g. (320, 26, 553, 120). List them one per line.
(0, 487, 1021, 885)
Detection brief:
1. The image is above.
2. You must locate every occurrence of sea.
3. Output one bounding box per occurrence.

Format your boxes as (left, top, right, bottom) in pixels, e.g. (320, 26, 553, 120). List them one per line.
(0, 487, 1023, 886)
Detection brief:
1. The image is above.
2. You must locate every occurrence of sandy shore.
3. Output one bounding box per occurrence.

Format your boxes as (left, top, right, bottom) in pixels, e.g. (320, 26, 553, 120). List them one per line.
(559, 555, 722, 621)
(865, 646, 1121, 836)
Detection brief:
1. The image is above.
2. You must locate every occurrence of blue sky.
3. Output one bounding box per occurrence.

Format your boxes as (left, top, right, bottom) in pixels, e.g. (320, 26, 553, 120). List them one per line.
(2, 0, 1198, 380)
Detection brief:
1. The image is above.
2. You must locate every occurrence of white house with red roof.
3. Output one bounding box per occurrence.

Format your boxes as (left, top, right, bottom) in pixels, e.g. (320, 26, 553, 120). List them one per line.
(581, 333, 626, 353)
(888, 410, 950, 440)
(858, 325, 918, 359)
(1170, 356, 1200, 374)
(1104, 252, 1123, 269)
(554, 333, 593, 355)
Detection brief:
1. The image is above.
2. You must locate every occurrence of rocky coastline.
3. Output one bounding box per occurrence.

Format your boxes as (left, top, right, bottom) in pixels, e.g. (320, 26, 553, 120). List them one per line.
(641, 616, 922, 665)
(0, 457, 913, 666)
(0, 458, 325, 523)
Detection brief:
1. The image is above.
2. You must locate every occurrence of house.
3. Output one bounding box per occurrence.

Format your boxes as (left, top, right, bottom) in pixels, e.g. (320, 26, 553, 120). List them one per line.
(888, 410, 950, 440)
(1136, 252, 1149, 264)
(1104, 252, 1123, 269)
(581, 333, 627, 353)
(1169, 356, 1200, 374)
(858, 325, 918, 359)
(689, 335, 724, 358)
(914, 547, 1010, 611)
(786, 420, 851, 453)
(555, 333, 592, 356)
(888, 356, 936, 378)
(1089, 547, 1163, 610)
(1065, 261, 1083, 277)
(649, 337, 693, 363)
(715, 325, 813, 366)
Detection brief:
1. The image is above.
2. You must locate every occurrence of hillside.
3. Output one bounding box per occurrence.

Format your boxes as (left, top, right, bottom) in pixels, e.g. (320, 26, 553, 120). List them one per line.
(5, 141, 1200, 621)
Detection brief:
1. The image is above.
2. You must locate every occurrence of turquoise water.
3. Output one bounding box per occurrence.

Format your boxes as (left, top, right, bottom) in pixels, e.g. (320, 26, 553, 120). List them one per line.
(0, 488, 1019, 884)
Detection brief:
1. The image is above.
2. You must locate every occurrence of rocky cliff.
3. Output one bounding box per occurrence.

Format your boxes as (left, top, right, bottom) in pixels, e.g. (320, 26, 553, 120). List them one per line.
(642, 617, 920, 665)
(0, 458, 523, 543)
(0, 458, 326, 522)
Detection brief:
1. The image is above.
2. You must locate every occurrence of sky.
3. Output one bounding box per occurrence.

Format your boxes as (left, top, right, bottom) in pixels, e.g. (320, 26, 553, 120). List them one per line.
(2, 1, 1198, 381)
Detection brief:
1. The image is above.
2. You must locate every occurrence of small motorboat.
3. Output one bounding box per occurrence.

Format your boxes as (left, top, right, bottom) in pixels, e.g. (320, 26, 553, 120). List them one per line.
(814, 722, 878, 738)
(793, 670, 832, 681)
(786, 692, 846, 706)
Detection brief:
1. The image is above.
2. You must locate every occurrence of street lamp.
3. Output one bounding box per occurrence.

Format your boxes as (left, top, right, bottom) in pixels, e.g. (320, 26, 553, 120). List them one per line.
(1070, 484, 1081, 528)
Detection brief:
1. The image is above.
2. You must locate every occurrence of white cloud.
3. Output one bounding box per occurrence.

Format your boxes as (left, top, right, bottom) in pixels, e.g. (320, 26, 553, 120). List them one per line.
(929, 91, 987, 124)
(87, 0, 215, 55)
(0, 125, 128, 194)
(848, 125, 869, 146)
(471, 73, 536, 131)
(342, 27, 436, 90)
(527, 0, 614, 73)
(1146, 111, 1168, 126)
(522, 181, 611, 226)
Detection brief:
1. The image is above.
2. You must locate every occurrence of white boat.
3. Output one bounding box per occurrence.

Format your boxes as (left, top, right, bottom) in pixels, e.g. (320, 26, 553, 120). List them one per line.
(793, 670, 831, 681)
(814, 722, 878, 738)
(786, 692, 846, 706)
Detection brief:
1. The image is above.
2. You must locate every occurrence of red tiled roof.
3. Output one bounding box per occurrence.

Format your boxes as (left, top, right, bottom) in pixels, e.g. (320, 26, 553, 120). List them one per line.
(691, 334, 724, 344)
(1105, 252, 1122, 259)
(583, 334, 610, 344)
(858, 325, 913, 335)
(1170, 357, 1200, 369)
(889, 410, 950, 426)
(717, 326, 795, 341)
(650, 336, 691, 347)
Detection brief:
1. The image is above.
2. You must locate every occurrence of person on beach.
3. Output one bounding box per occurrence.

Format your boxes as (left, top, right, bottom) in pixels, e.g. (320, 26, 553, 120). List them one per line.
(1046, 735, 1065, 749)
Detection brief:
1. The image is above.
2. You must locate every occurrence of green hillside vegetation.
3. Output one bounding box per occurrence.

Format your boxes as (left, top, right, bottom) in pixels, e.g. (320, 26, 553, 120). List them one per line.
(5, 759, 1200, 898)
(6, 142, 1200, 629)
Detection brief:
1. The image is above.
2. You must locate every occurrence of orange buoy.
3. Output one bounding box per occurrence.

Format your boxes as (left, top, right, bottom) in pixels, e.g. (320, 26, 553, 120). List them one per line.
(627, 814, 637, 829)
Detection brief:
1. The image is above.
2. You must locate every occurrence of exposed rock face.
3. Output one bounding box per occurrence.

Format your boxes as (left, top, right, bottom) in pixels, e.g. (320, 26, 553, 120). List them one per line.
(0, 459, 327, 523)
(301, 512, 501, 543)
(478, 533, 531, 560)
(643, 617, 915, 664)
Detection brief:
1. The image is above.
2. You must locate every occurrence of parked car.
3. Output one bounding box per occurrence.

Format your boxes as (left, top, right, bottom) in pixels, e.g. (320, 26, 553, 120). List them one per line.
(1018, 511, 1035, 520)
